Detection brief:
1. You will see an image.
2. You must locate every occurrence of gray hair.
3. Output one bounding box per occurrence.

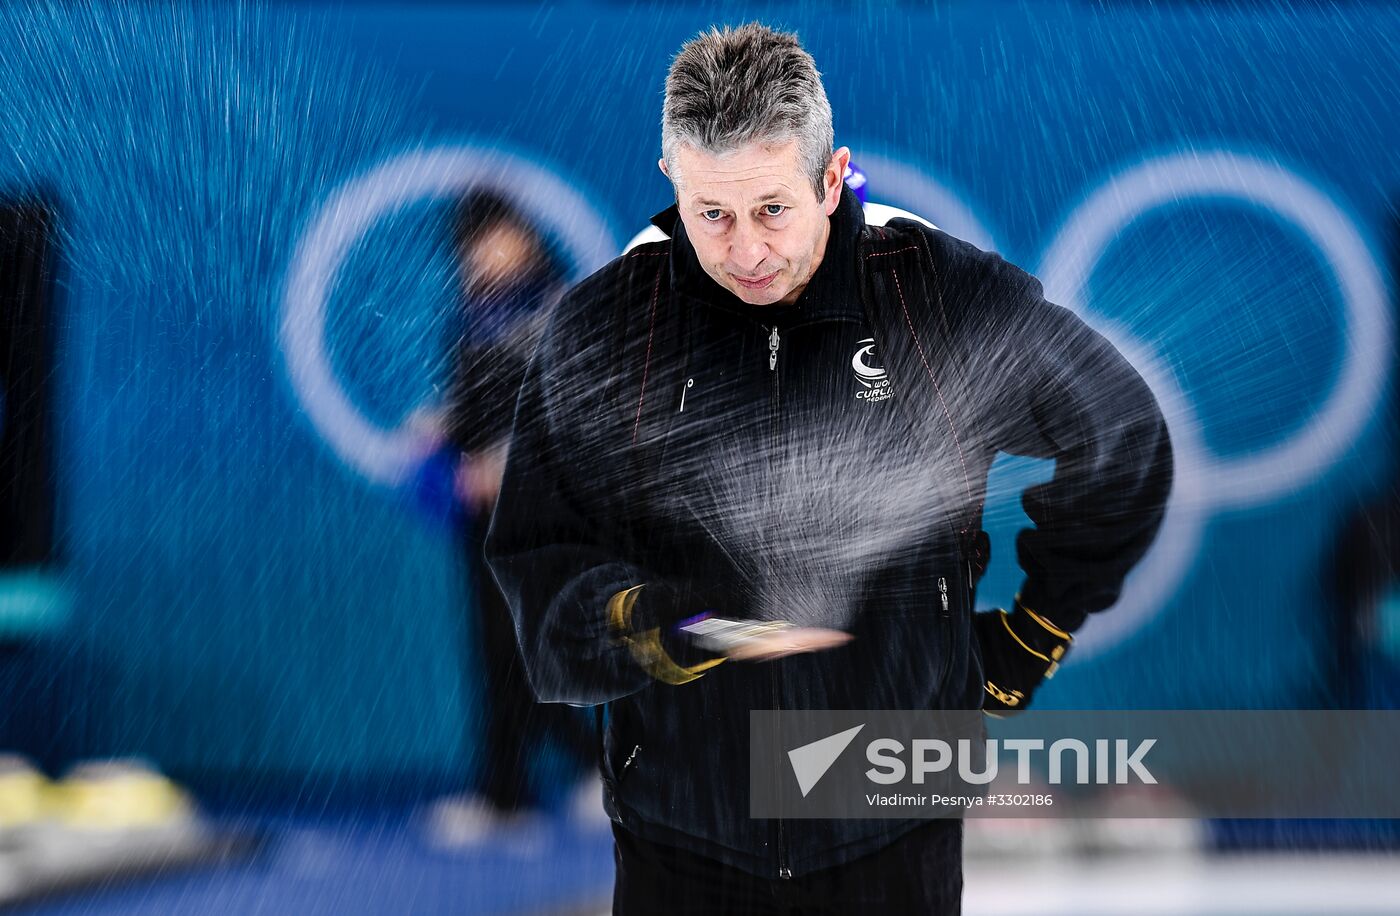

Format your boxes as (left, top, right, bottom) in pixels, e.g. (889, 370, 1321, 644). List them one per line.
(662, 23, 834, 201)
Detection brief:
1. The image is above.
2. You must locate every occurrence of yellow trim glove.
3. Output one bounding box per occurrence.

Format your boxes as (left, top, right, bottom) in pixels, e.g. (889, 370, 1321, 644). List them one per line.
(974, 598, 1071, 716)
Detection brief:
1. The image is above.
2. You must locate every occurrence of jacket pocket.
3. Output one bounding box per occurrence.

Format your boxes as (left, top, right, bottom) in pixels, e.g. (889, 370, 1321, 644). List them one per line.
(934, 570, 959, 699)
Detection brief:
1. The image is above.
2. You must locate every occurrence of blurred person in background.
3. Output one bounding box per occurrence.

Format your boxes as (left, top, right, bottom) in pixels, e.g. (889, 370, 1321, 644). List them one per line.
(420, 188, 600, 843)
(1330, 487, 1400, 708)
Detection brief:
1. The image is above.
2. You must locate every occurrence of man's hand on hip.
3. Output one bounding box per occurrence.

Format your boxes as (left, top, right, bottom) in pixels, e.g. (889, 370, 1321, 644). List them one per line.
(974, 600, 1072, 716)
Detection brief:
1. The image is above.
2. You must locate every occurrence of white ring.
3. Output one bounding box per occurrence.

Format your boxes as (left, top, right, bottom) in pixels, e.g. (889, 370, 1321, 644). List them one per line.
(1040, 150, 1389, 508)
(280, 144, 619, 486)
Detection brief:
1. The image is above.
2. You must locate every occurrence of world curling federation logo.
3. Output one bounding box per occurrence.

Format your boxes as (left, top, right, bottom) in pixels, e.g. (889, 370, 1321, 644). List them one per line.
(852, 338, 892, 403)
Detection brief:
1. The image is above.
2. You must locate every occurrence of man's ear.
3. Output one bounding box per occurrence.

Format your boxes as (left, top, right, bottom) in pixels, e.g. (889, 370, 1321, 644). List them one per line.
(825, 147, 852, 215)
(659, 157, 679, 202)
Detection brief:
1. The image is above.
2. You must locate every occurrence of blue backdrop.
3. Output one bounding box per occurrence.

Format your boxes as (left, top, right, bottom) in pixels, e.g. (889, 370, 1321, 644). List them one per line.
(0, 1, 1396, 799)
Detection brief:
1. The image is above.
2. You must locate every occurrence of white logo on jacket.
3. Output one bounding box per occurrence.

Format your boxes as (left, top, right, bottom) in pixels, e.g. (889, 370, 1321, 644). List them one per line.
(852, 338, 892, 403)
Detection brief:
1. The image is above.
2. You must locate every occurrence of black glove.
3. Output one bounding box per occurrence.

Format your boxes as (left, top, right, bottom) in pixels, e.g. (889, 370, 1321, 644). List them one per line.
(973, 599, 1072, 716)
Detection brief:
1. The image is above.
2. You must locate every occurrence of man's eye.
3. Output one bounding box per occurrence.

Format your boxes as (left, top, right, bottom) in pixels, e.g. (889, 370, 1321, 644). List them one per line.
(763, 204, 786, 217)
(701, 209, 725, 222)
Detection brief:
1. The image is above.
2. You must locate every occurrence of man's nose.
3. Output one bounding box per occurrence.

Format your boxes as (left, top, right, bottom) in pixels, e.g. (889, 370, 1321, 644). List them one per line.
(730, 220, 769, 273)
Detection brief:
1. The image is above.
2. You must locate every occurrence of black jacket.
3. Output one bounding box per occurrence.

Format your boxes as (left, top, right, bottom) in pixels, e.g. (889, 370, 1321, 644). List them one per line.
(486, 186, 1172, 877)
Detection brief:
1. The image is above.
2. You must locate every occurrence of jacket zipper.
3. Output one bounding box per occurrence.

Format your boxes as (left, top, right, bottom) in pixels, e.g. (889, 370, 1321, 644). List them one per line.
(767, 324, 792, 881)
(937, 574, 952, 700)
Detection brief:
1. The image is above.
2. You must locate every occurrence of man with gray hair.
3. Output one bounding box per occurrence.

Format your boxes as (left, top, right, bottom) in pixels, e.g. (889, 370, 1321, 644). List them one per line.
(488, 22, 1171, 913)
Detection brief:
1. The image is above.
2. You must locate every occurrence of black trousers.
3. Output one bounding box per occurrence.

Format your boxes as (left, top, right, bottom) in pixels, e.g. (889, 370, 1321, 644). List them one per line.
(612, 820, 964, 915)
(465, 509, 595, 811)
